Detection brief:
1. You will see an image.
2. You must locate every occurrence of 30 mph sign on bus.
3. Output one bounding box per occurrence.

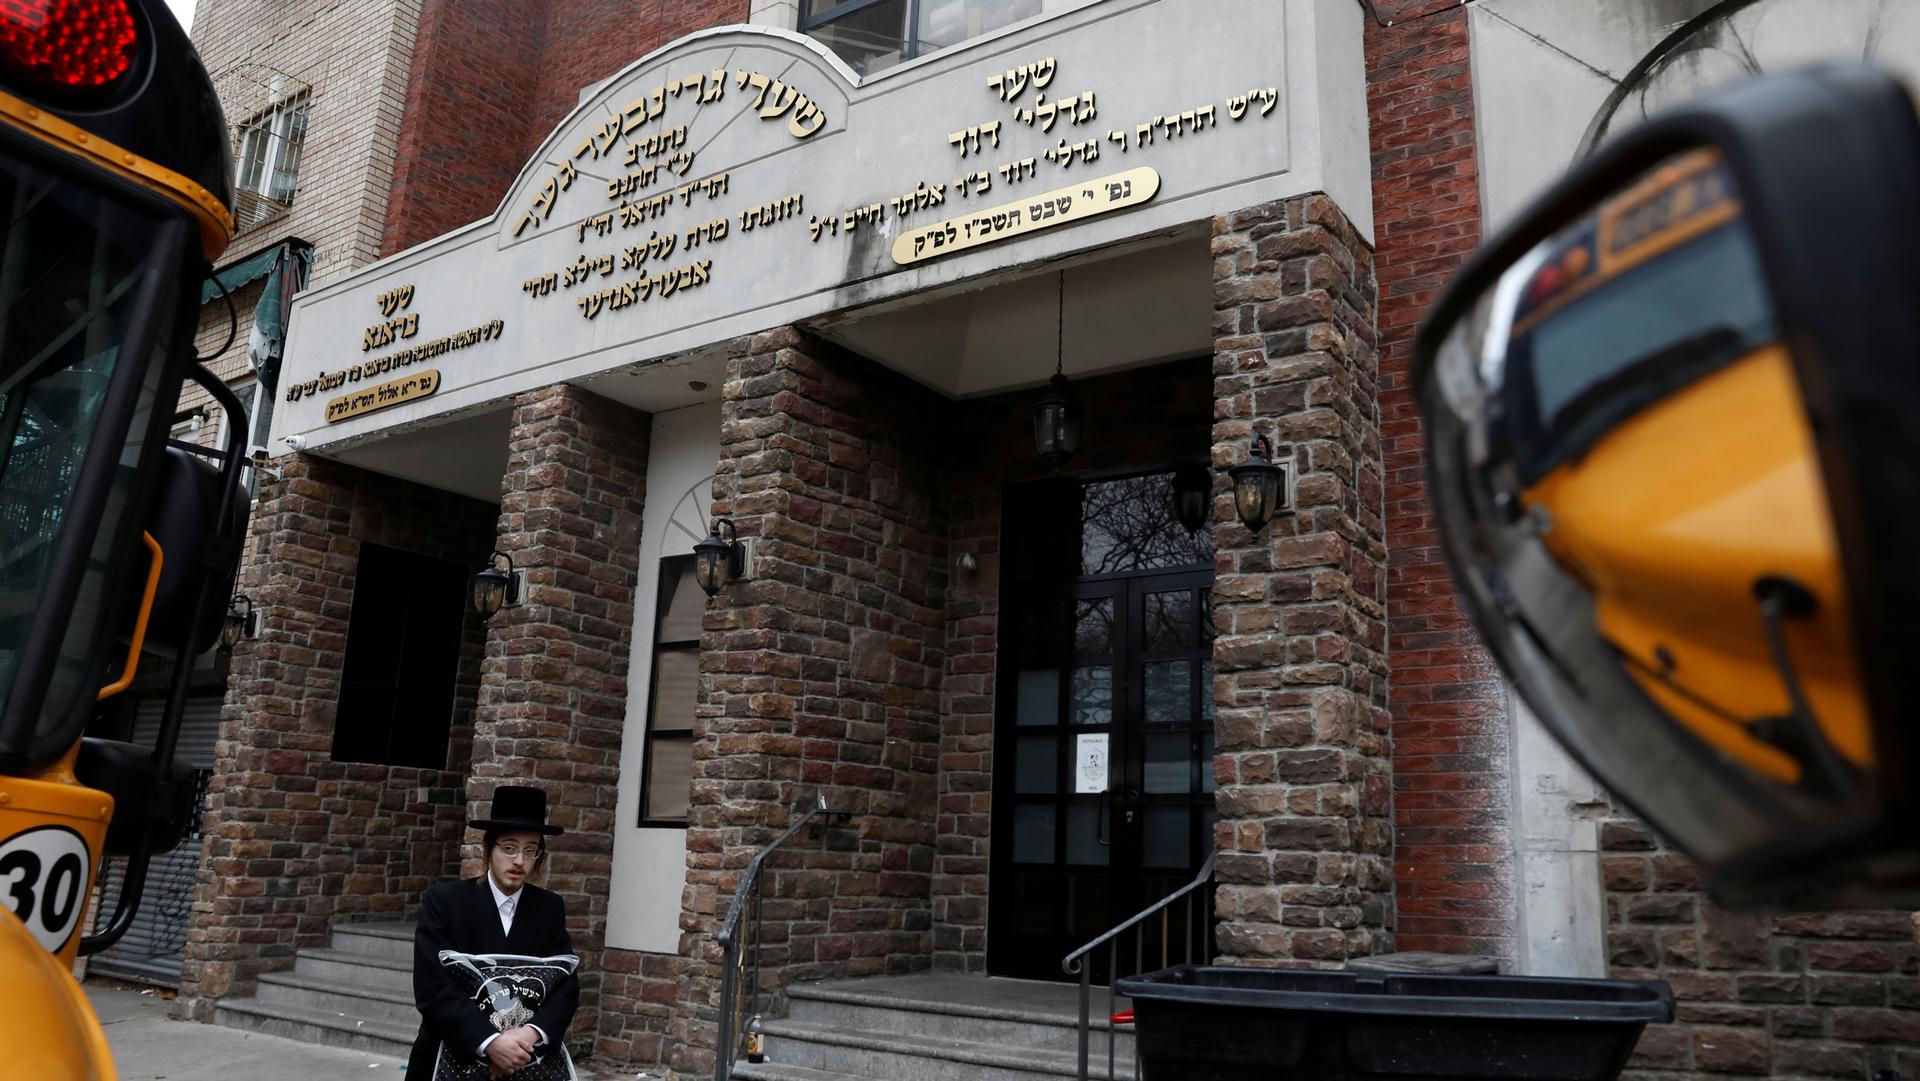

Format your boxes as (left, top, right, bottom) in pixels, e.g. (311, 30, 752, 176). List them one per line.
(0, 825, 91, 954)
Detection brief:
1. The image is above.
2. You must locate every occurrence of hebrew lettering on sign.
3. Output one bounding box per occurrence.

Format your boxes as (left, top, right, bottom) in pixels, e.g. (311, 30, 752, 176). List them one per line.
(325, 370, 442, 423)
(684, 217, 729, 249)
(376, 285, 414, 317)
(738, 193, 805, 232)
(360, 312, 420, 352)
(736, 69, 828, 137)
(574, 259, 714, 321)
(948, 120, 1003, 158)
(892, 166, 1160, 266)
(987, 57, 1056, 101)
(291, 320, 504, 403)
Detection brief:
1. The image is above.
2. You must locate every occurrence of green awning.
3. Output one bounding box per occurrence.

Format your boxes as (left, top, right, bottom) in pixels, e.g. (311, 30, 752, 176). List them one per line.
(200, 245, 282, 304)
(248, 244, 311, 389)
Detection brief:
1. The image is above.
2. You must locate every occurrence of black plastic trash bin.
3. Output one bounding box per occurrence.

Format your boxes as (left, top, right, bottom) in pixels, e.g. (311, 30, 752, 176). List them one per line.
(1114, 965, 1673, 1081)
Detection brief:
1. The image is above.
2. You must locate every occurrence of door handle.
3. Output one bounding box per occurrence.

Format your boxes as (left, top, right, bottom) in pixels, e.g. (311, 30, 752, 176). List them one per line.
(1096, 788, 1111, 847)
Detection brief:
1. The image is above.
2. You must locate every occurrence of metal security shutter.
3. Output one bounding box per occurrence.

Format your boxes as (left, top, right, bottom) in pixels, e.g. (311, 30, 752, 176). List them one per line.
(127, 690, 223, 768)
(87, 689, 222, 987)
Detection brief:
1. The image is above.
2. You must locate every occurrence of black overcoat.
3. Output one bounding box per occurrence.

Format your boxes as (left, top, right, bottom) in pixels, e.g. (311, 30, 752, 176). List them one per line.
(407, 875, 579, 1079)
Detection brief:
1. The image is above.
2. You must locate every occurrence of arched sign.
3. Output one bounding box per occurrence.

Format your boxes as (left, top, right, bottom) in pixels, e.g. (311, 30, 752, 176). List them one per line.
(276, 0, 1369, 452)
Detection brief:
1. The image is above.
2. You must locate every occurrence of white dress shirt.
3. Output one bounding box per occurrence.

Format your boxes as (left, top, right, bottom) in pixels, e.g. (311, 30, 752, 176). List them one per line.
(488, 873, 519, 936)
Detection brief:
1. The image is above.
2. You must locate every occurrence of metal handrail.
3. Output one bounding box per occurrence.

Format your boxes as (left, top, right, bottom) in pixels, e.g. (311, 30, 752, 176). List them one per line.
(1061, 850, 1216, 1081)
(713, 793, 837, 1081)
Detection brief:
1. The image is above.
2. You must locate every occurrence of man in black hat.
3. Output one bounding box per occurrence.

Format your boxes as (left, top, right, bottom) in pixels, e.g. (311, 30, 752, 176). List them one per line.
(409, 784, 578, 1079)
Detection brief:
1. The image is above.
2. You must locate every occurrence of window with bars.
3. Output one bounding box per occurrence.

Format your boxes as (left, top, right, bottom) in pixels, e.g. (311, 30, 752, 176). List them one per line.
(800, 0, 1044, 76)
(638, 556, 703, 825)
(232, 97, 309, 227)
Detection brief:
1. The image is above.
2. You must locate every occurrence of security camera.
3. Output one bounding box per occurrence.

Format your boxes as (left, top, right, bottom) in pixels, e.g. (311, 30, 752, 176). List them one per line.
(283, 434, 306, 451)
(248, 445, 284, 482)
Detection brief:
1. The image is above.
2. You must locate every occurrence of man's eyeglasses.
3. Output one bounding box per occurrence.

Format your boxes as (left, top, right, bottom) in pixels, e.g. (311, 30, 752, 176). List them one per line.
(495, 844, 542, 860)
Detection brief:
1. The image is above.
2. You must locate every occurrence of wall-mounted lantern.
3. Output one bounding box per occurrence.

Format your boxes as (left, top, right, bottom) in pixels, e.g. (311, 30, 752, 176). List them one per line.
(694, 519, 747, 597)
(1228, 434, 1290, 532)
(1032, 271, 1082, 470)
(219, 594, 256, 651)
(470, 550, 520, 618)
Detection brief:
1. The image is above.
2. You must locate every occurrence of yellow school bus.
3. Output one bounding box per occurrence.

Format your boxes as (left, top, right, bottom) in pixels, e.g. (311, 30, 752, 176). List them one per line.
(2, 1, 242, 1076)
(1502, 148, 1866, 789)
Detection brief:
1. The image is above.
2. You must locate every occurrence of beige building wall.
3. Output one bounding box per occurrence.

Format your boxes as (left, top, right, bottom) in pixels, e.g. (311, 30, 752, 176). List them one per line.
(176, 0, 423, 430)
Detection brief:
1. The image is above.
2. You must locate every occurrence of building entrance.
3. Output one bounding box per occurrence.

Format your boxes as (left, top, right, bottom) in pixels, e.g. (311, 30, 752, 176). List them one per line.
(988, 467, 1216, 980)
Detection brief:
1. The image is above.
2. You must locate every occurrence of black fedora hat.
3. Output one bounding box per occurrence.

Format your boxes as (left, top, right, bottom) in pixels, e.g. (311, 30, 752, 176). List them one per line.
(470, 785, 563, 836)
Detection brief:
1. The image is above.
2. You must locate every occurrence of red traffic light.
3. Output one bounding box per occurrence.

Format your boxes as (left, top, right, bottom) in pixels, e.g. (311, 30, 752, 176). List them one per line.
(1, 0, 140, 91)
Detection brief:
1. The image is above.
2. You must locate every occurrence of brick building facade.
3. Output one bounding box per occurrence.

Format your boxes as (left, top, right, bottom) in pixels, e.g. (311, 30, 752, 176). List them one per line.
(1365, 0, 1513, 965)
(182, 0, 427, 428)
(160, 1, 1916, 1078)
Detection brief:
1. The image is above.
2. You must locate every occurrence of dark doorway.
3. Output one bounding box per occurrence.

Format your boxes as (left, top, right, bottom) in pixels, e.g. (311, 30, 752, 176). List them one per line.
(988, 467, 1216, 980)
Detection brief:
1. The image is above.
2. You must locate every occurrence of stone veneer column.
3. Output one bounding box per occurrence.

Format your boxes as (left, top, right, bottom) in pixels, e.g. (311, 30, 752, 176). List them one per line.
(1210, 194, 1394, 963)
(179, 456, 495, 1017)
(470, 384, 651, 1057)
(667, 329, 947, 1080)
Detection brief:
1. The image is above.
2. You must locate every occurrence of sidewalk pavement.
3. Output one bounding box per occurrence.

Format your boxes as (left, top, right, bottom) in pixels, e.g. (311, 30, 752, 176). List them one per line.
(90, 983, 406, 1081)
(88, 982, 653, 1081)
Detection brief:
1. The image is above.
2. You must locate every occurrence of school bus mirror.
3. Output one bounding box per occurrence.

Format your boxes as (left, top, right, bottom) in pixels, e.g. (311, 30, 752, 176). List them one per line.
(1411, 63, 1920, 910)
(75, 738, 198, 859)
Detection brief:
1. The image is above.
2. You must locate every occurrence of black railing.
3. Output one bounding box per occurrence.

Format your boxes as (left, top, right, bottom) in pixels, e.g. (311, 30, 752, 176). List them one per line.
(712, 793, 842, 1081)
(1061, 850, 1216, 1081)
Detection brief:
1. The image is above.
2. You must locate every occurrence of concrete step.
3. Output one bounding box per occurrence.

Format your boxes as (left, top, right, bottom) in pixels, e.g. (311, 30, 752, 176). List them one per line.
(328, 920, 414, 963)
(254, 970, 419, 1028)
(289, 946, 412, 992)
(759, 1019, 1122, 1081)
(214, 995, 416, 1059)
(785, 977, 1134, 1059)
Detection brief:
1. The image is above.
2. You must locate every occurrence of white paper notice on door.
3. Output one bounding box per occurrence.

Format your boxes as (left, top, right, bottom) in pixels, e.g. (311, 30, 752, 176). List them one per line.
(1074, 733, 1110, 795)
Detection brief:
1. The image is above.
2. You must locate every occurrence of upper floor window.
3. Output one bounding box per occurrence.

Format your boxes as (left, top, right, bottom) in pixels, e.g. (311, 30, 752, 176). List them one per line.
(232, 97, 308, 228)
(801, 0, 1043, 76)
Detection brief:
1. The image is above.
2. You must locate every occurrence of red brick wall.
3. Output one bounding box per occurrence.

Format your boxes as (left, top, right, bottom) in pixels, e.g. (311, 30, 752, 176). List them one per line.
(381, 0, 747, 254)
(933, 356, 1217, 973)
(381, 0, 546, 254)
(532, 1, 746, 135)
(1364, 1, 1513, 962)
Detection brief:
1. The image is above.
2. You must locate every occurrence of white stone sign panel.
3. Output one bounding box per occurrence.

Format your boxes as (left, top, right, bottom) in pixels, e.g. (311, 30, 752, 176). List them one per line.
(276, 0, 1368, 452)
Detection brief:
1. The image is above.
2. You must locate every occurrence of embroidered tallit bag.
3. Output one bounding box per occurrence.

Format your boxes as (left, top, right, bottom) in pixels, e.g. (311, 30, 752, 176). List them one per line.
(432, 951, 579, 1081)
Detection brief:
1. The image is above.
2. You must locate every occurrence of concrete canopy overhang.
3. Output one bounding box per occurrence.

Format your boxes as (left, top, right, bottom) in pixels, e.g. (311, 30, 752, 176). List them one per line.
(272, 0, 1371, 498)
(807, 228, 1213, 398)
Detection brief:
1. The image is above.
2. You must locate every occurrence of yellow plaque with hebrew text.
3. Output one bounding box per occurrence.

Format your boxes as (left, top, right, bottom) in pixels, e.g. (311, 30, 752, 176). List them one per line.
(326, 369, 441, 423)
(892, 167, 1160, 266)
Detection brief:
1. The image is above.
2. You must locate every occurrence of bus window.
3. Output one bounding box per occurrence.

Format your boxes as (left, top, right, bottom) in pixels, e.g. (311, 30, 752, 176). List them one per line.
(1503, 152, 1778, 485)
(0, 143, 181, 767)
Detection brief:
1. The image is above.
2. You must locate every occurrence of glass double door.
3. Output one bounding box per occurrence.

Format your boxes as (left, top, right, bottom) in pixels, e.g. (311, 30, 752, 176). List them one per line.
(988, 471, 1216, 980)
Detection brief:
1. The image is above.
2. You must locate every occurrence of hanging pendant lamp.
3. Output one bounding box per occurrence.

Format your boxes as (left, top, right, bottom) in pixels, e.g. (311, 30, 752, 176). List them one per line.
(1032, 270, 1083, 470)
